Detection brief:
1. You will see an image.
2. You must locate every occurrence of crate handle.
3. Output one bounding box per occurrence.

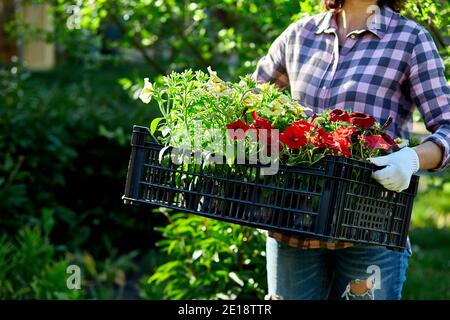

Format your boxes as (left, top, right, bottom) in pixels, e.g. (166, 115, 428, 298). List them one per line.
(123, 125, 149, 203)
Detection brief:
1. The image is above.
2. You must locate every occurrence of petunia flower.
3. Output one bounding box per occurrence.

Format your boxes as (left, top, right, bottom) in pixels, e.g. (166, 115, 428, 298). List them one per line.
(292, 119, 315, 133)
(266, 99, 285, 116)
(348, 112, 375, 128)
(210, 82, 228, 94)
(328, 109, 350, 123)
(289, 101, 311, 116)
(226, 119, 250, 140)
(242, 92, 263, 107)
(312, 128, 332, 149)
(207, 66, 223, 83)
(139, 78, 153, 104)
(328, 126, 357, 157)
(256, 82, 272, 93)
(364, 135, 392, 151)
(280, 125, 307, 149)
(249, 112, 276, 146)
(334, 126, 358, 138)
(252, 116, 272, 131)
(381, 133, 400, 151)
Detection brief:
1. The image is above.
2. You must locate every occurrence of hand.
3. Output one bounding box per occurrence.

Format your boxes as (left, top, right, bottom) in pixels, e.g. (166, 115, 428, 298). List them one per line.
(369, 147, 420, 192)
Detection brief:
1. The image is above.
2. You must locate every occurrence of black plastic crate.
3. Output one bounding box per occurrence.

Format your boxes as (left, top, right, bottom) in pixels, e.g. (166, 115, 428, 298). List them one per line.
(123, 126, 420, 251)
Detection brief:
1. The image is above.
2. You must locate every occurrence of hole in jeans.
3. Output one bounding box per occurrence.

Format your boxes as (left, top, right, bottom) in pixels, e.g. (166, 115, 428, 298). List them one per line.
(341, 278, 375, 300)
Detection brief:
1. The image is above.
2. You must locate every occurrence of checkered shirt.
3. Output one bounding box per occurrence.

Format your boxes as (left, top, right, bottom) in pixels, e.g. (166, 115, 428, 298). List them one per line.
(253, 6, 450, 249)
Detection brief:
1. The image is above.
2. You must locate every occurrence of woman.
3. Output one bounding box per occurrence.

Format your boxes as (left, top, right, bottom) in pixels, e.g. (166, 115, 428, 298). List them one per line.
(253, 0, 450, 300)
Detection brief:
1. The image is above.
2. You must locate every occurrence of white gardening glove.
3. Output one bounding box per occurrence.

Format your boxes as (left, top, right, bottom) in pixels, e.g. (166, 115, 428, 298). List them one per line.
(369, 147, 420, 193)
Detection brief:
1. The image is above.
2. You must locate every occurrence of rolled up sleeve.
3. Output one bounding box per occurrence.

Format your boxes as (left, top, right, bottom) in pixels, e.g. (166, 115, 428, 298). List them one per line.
(252, 24, 294, 90)
(409, 29, 450, 170)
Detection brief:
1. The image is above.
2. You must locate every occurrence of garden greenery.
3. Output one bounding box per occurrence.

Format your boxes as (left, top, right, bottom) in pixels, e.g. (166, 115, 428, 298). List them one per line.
(141, 209, 267, 300)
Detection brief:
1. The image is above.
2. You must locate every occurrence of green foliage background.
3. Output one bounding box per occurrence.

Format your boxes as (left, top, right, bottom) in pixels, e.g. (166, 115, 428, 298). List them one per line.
(1, 0, 449, 299)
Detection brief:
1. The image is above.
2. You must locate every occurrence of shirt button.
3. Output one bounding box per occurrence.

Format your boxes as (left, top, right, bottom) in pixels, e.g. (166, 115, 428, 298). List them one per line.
(322, 86, 326, 90)
(350, 34, 356, 39)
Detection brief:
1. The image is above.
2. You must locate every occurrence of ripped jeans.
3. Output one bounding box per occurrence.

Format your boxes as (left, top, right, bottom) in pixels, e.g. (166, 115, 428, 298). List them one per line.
(266, 236, 411, 300)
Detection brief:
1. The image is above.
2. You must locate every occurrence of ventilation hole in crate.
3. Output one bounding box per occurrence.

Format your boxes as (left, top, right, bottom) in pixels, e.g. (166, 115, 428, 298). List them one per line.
(312, 196, 320, 212)
(303, 195, 311, 212)
(296, 194, 305, 212)
(292, 213, 312, 230)
(310, 176, 317, 192)
(280, 172, 288, 188)
(315, 177, 324, 193)
(290, 175, 300, 191)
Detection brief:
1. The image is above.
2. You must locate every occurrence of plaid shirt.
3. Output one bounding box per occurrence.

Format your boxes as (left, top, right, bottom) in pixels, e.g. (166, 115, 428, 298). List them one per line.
(253, 6, 450, 249)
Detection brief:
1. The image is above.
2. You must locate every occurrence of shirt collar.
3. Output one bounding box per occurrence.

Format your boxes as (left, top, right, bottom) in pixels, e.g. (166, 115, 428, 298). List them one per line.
(315, 6, 394, 39)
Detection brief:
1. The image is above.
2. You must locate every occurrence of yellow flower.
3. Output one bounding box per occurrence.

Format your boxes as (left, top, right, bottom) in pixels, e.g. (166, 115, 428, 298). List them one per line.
(312, 117, 325, 126)
(207, 66, 223, 83)
(205, 80, 229, 97)
(256, 82, 272, 93)
(242, 92, 262, 107)
(211, 82, 228, 94)
(267, 98, 285, 116)
(139, 78, 153, 104)
(289, 101, 312, 116)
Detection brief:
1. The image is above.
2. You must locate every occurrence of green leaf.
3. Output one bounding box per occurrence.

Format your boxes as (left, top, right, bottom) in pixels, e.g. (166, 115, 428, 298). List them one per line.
(150, 117, 163, 135)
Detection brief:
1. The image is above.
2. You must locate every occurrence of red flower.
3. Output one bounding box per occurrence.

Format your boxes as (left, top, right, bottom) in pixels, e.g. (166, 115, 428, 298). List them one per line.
(226, 119, 250, 140)
(249, 111, 272, 130)
(328, 126, 357, 157)
(382, 133, 400, 151)
(251, 111, 259, 121)
(364, 135, 392, 150)
(312, 128, 334, 150)
(249, 112, 276, 146)
(328, 109, 350, 123)
(280, 125, 307, 149)
(311, 126, 355, 157)
(334, 126, 357, 138)
(364, 134, 400, 151)
(292, 119, 314, 132)
(349, 112, 375, 128)
(252, 117, 272, 130)
(334, 140, 351, 156)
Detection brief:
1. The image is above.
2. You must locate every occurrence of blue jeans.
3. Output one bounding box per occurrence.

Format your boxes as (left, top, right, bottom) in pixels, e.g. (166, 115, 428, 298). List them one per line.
(266, 236, 411, 300)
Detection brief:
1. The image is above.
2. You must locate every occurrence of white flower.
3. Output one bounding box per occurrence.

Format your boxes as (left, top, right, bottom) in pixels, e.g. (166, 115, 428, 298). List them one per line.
(206, 81, 230, 97)
(266, 99, 285, 116)
(139, 78, 153, 104)
(395, 138, 409, 149)
(289, 100, 312, 115)
(211, 82, 228, 94)
(256, 82, 272, 93)
(242, 92, 262, 107)
(207, 66, 223, 83)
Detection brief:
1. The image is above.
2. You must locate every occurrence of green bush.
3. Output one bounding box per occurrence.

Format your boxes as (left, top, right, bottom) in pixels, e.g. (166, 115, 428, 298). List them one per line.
(0, 217, 82, 300)
(140, 209, 267, 300)
(411, 170, 450, 229)
(0, 61, 163, 254)
(0, 62, 161, 298)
